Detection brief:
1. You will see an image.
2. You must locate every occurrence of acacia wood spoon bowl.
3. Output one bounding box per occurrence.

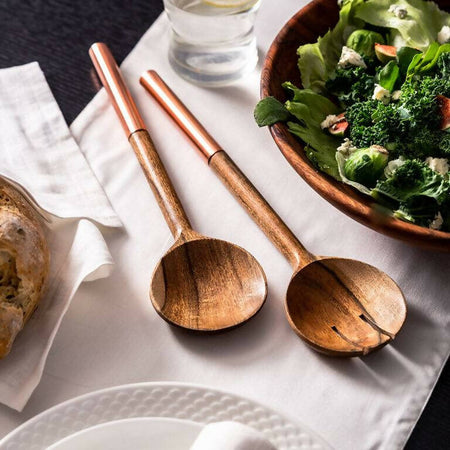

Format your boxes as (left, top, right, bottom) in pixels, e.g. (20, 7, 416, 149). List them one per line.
(89, 43, 267, 332)
(141, 71, 407, 356)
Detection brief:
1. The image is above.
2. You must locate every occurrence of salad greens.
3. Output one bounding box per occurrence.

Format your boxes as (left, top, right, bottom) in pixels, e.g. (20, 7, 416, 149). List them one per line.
(344, 145, 389, 187)
(296, 0, 366, 93)
(255, 0, 450, 231)
(355, 0, 449, 49)
(346, 30, 385, 59)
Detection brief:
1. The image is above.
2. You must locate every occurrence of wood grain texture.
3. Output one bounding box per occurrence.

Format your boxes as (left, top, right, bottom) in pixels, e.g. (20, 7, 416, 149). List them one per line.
(286, 258, 406, 357)
(128, 131, 267, 332)
(150, 237, 267, 332)
(208, 151, 406, 356)
(210, 151, 314, 268)
(129, 130, 193, 240)
(261, 0, 450, 252)
(143, 72, 407, 355)
(90, 45, 268, 332)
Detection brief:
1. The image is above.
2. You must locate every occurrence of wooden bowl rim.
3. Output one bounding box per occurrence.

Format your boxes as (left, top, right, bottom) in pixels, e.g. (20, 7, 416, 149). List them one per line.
(260, 0, 450, 250)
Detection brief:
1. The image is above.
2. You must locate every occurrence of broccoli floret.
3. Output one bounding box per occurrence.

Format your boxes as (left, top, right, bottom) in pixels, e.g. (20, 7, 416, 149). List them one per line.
(394, 197, 439, 227)
(439, 133, 450, 156)
(387, 160, 425, 191)
(398, 77, 445, 132)
(345, 73, 450, 158)
(372, 159, 450, 227)
(393, 74, 450, 157)
(437, 52, 450, 79)
(325, 67, 375, 107)
(405, 129, 450, 159)
(346, 100, 405, 149)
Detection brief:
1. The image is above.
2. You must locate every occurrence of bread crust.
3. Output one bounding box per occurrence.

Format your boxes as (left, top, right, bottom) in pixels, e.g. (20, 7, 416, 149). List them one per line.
(0, 179, 50, 358)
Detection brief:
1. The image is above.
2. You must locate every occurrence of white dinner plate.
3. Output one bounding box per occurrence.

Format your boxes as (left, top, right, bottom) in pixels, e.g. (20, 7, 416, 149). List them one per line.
(0, 382, 331, 450)
(47, 417, 202, 450)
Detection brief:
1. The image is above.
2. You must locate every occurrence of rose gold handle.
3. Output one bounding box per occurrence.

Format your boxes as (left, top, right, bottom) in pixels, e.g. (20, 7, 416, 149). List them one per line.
(140, 70, 222, 161)
(89, 44, 193, 239)
(90, 43, 146, 137)
(140, 70, 314, 269)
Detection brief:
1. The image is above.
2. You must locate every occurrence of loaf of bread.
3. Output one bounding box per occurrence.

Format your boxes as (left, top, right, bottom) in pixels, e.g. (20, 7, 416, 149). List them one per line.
(0, 179, 50, 358)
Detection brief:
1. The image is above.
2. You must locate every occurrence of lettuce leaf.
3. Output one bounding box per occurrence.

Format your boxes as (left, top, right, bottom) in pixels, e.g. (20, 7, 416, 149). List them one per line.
(282, 83, 342, 179)
(335, 152, 371, 195)
(355, 0, 450, 50)
(254, 97, 292, 127)
(297, 0, 366, 92)
(254, 83, 342, 179)
(417, 43, 450, 73)
(406, 43, 450, 78)
(296, 0, 450, 92)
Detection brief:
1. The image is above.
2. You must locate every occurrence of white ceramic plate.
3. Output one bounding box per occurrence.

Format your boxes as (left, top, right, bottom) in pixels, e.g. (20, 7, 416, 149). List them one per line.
(0, 382, 331, 450)
(47, 418, 202, 450)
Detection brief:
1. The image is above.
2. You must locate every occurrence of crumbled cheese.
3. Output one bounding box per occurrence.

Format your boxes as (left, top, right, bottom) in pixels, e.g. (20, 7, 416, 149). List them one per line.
(370, 144, 388, 155)
(391, 90, 402, 101)
(337, 138, 357, 156)
(320, 114, 340, 130)
(388, 4, 408, 19)
(425, 157, 449, 176)
(430, 212, 443, 231)
(372, 84, 391, 104)
(437, 25, 450, 44)
(337, 46, 367, 69)
(384, 156, 406, 177)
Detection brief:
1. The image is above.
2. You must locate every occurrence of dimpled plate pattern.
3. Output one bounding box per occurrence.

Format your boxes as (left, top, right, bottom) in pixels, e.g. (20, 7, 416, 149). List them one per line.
(0, 382, 331, 450)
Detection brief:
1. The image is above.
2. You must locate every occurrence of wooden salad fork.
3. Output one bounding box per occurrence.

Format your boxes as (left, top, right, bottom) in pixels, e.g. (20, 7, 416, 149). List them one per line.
(140, 70, 407, 356)
(89, 43, 267, 332)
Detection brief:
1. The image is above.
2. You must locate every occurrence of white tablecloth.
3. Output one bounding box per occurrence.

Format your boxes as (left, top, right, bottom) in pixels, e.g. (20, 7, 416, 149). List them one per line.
(0, 1, 448, 449)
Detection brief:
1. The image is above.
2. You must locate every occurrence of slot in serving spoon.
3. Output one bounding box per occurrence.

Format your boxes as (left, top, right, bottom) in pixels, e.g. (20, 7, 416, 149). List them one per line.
(140, 70, 407, 356)
(89, 44, 267, 332)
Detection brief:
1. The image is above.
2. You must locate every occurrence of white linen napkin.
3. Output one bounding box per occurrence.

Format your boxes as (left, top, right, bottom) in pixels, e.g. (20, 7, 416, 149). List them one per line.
(190, 422, 277, 450)
(0, 62, 121, 411)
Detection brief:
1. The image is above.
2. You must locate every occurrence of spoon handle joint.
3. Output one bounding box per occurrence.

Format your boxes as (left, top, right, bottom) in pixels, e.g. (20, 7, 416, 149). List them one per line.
(129, 130, 193, 240)
(209, 151, 314, 269)
(140, 70, 222, 161)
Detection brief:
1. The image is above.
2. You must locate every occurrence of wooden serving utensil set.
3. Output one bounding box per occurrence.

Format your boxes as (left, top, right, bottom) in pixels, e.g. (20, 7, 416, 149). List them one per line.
(89, 43, 407, 358)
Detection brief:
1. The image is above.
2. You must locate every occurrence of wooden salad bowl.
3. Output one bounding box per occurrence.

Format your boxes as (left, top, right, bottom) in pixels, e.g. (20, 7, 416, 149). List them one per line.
(261, 0, 450, 252)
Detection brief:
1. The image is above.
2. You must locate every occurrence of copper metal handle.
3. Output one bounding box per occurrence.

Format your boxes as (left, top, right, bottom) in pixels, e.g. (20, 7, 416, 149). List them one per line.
(89, 44, 193, 239)
(140, 70, 222, 161)
(140, 70, 314, 268)
(89, 43, 146, 137)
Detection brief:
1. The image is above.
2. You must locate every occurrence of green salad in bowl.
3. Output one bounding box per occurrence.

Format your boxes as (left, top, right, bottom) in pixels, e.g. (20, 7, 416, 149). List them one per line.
(256, 0, 450, 232)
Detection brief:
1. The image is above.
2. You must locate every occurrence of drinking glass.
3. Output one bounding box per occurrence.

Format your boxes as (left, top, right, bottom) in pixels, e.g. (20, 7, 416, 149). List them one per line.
(163, 0, 261, 86)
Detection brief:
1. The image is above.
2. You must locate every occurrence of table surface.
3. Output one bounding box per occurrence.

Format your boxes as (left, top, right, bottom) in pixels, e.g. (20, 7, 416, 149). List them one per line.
(0, 0, 448, 448)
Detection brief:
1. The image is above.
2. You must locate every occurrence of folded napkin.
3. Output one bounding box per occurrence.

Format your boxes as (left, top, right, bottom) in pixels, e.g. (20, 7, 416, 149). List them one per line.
(0, 62, 121, 411)
(191, 422, 277, 450)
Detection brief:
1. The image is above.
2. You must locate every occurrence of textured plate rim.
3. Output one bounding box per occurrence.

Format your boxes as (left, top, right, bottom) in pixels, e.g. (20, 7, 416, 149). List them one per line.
(47, 417, 203, 450)
(0, 382, 332, 449)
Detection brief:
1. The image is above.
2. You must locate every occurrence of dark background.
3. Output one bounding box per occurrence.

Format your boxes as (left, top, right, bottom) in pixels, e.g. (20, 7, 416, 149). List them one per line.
(0, 0, 448, 447)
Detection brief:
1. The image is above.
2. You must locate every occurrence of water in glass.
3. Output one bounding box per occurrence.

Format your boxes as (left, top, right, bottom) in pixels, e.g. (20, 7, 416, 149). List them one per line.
(163, 0, 261, 86)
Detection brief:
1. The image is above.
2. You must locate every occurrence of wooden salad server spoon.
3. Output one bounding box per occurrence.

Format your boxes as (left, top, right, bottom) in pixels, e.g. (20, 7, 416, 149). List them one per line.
(89, 43, 267, 332)
(140, 70, 407, 356)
